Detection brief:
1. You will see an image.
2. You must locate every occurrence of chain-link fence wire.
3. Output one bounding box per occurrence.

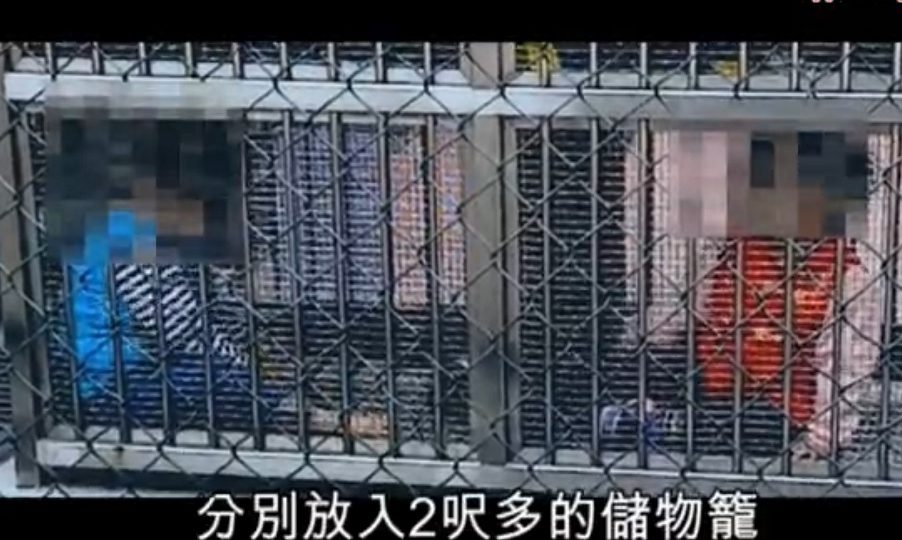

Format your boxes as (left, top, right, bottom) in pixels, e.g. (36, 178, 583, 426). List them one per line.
(3, 42, 902, 498)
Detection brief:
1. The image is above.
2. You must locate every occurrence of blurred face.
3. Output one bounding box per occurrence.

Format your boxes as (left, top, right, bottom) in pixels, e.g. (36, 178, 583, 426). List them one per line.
(107, 176, 206, 236)
(46, 112, 245, 265)
(667, 128, 869, 240)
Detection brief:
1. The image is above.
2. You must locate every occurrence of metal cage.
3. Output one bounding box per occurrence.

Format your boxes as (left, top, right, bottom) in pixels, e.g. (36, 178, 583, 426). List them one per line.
(4, 42, 902, 497)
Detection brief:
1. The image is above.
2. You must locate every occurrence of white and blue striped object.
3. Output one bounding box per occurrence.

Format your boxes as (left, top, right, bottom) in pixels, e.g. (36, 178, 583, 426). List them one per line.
(70, 210, 246, 401)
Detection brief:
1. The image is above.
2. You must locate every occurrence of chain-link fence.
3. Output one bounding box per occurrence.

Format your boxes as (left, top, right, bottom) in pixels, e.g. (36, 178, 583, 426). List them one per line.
(4, 42, 902, 497)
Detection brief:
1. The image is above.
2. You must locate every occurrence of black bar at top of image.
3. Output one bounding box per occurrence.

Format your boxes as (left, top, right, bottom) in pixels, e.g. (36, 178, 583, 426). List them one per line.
(0, 494, 897, 540)
(4, 2, 902, 42)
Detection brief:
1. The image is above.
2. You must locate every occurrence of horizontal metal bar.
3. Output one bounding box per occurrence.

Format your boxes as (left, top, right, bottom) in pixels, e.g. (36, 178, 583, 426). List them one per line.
(10, 72, 902, 123)
(650, 119, 885, 133)
(37, 440, 902, 498)
(0, 458, 188, 497)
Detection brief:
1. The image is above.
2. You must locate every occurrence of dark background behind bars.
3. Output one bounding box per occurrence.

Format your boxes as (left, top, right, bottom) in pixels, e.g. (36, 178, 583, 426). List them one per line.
(5, 41, 902, 496)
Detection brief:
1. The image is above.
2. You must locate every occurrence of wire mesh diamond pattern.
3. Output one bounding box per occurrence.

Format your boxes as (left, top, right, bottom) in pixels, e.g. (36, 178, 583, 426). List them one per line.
(2, 41, 902, 498)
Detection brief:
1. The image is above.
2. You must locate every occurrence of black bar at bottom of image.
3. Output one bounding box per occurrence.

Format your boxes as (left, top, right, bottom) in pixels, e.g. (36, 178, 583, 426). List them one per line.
(0, 493, 897, 539)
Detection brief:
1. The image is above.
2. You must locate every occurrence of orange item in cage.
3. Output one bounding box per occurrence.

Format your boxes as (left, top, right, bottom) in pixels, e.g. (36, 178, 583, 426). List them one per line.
(698, 237, 859, 426)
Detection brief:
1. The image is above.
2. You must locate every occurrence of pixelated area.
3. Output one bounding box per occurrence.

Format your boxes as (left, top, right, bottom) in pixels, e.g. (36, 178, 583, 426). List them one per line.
(666, 126, 871, 239)
(44, 105, 244, 264)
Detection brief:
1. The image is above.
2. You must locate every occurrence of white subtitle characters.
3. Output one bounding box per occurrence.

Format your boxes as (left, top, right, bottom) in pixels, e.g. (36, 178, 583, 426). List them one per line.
(602, 490, 652, 540)
(410, 497, 438, 539)
(442, 493, 490, 540)
(709, 490, 759, 540)
(496, 490, 541, 540)
(302, 491, 352, 540)
(359, 494, 404, 540)
(549, 491, 596, 540)
(655, 490, 703, 540)
(199, 487, 764, 540)
(198, 494, 245, 540)
(251, 492, 298, 540)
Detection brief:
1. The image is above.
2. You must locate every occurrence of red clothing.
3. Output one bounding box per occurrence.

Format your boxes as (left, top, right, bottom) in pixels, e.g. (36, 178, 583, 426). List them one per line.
(698, 237, 859, 426)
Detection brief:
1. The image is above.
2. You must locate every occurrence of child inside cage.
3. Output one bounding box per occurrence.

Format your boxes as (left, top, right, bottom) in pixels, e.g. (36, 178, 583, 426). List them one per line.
(47, 114, 250, 412)
(641, 128, 887, 461)
(695, 236, 879, 459)
(67, 205, 248, 407)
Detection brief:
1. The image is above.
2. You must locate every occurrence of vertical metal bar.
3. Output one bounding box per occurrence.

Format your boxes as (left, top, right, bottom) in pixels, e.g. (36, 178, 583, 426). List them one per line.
(327, 43, 339, 81)
(240, 135, 264, 451)
(738, 42, 749, 91)
(460, 42, 516, 465)
(688, 42, 698, 89)
(732, 241, 745, 473)
(790, 42, 801, 91)
(538, 44, 551, 87)
(423, 42, 434, 84)
(152, 266, 173, 444)
(61, 267, 84, 436)
(377, 114, 399, 456)
(11, 72, 53, 444)
(540, 118, 555, 463)
(198, 265, 218, 449)
(184, 42, 195, 77)
(894, 43, 902, 91)
(282, 113, 309, 452)
(44, 42, 56, 78)
(501, 116, 522, 459)
(639, 43, 650, 88)
(781, 240, 796, 475)
(279, 42, 292, 80)
(637, 119, 651, 469)
(829, 239, 846, 476)
(879, 126, 902, 480)
(374, 42, 386, 82)
(423, 116, 446, 456)
(106, 266, 131, 444)
(589, 42, 600, 87)
(329, 113, 354, 455)
(231, 42, 244, 79)
(685, 237, 698, 469)
(0, 55, 40, 484)
(90, 42, 103, 75)
(841, 42, 852, 92)
(589, 119, 601, 464)
(136, 42, 149, 76)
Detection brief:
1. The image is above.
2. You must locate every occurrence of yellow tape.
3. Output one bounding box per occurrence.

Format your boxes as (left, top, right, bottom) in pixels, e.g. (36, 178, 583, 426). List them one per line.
(521, 42, 561, 73)
(714, 60, 740, 81)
